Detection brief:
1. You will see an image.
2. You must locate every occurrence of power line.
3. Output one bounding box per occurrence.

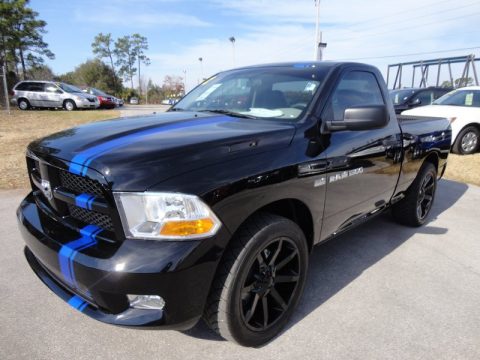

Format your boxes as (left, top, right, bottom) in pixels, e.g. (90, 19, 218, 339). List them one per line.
(329, 0, 454, 35)
(270, 5, 480, 59)
(328, 1, 480, 41)
(330, 11, 480, 42)
(333, 46, 480, 61)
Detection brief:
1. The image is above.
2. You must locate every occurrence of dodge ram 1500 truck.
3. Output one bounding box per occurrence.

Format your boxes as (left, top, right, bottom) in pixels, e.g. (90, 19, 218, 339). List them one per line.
(17, 62, 451, 347)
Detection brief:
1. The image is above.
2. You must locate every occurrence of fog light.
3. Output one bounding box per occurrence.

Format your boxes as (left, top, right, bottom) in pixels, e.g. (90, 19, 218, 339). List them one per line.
(127, 295, 165, 310)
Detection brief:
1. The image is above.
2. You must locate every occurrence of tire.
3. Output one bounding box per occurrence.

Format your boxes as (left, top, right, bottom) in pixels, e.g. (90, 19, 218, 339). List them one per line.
(392, 162, 437, 227)
(204, 213, 309, 347)
(63, 99, 76, 111)
(17, 98, 30, 110)
(452, 126, 479, 155)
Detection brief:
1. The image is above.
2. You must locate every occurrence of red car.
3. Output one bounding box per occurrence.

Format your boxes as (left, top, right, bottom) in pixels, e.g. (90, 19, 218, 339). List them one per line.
(83, 87, 116, 109)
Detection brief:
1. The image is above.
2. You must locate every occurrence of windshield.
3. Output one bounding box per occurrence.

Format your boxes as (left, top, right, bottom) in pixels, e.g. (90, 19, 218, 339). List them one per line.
(90, 88, 108, 96)
(433, 89, 480, 107)
(172, 65, 329, 121)
(389, 89, 416, 105)
(58, 82, 83, 93)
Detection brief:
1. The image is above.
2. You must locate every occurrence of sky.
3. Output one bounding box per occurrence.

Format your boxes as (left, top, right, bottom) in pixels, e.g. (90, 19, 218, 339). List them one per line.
(31, 0, 480, 91)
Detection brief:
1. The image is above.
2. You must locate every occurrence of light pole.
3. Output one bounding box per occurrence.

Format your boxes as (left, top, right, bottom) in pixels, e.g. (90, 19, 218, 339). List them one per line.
(229, 36, 236, 67)
(313, 0, 327, 61)
(182, 69, 187, 94)
(198, 57, 204, 82)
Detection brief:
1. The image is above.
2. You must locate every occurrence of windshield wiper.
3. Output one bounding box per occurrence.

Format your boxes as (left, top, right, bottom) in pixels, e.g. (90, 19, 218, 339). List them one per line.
(170, 107, 185, 112)
(197, 109, 257, 119)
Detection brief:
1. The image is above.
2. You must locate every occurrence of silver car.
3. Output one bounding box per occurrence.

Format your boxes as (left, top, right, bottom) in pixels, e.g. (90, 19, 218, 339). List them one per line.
(12, 81, 99, 111)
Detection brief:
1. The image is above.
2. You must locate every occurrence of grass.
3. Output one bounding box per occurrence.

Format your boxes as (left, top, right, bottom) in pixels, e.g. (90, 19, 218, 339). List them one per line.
(443, 153, 480, 186)
(0, 108, 479, 189)
(0, 109, 120, 189)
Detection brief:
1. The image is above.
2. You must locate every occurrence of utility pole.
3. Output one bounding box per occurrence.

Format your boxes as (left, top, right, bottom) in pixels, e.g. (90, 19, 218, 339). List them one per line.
(145, 78, 149, 105)
(1, 65, 10, 115)
(314, 0, 327, 61)
(198, 57, 204, 82)
(183, 69, 187, 94)
(229, 36, 236, 67)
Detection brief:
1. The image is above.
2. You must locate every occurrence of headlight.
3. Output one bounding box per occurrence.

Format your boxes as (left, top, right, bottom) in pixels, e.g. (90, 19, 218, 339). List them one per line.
(114, 192, 221, 240)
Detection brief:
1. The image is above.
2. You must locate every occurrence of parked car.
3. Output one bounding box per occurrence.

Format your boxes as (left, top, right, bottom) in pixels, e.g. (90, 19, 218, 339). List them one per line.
(113, 97, 124, 107)
(82, 87, 116, 109)
(389, 87, 452, 114)
(18, 62, 451, 347)
(402, 86, 480, 154)
(130, 97, 139, 105)
(161, 98, 179, 105)
(11, 81, 99, 111)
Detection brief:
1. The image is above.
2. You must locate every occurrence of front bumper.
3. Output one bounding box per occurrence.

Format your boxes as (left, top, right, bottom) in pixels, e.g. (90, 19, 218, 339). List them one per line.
(17, 192, 230, 329)
(78, 98, 100, 109)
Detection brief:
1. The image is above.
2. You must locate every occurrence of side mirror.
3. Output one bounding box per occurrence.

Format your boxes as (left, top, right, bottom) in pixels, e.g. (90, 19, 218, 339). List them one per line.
(56, 89, 63, 94)
(326, 105, 388, 131)
(410, 98, 421, 106)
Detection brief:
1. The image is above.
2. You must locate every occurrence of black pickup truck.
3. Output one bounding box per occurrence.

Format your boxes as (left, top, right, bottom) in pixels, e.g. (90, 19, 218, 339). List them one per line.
(17, 62, 451, 347)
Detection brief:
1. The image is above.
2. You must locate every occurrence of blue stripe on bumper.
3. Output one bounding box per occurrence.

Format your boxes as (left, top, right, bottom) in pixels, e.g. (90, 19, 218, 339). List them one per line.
(58, 225, 102, 288)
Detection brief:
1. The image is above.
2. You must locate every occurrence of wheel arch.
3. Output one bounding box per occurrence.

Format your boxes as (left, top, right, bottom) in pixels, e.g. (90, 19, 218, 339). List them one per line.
(423, 151, 439, 172)
(228, 198, 315, 252)
(453, 122, 480, 143)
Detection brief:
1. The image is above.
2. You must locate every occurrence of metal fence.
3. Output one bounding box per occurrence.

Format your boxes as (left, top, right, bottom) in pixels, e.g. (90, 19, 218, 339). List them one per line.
(387, 54, 480, 90)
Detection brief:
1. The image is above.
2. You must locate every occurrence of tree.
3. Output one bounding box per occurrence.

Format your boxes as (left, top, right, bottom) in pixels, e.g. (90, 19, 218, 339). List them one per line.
(28, 63, 54, 80)
(92, 33, 117, 88)
(162, 75, 184, 98)
(441, 77, 474, 88)
(56, 59, 122, 95)
(131, 33, 150, 96)
(0, 0, 54, 80)
(114, 35, 136, 89)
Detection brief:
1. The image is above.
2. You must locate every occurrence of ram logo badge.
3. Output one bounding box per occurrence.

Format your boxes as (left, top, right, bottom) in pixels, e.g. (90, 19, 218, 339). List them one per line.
(40, 179, 53, 200)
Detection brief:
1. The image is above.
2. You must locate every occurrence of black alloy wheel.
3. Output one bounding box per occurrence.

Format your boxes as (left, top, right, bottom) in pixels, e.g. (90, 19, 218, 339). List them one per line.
(240, 237, 301, 331)
(204, 213, 308, 347)
(392, 162, 437, 227)
(416, 172, 435, 221)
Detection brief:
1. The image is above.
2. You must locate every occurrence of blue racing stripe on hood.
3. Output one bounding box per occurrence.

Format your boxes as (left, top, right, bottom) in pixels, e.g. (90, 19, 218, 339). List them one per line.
(69, 116, 234, 175)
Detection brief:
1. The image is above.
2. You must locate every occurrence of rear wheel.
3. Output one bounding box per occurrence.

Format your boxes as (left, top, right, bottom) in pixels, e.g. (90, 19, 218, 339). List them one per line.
(63, 99, 76, 111)
(392, 162, 437, 227)
(453, 126, 479, 155)
(204, 213, 308, 347)
(18, 98, 30, 110)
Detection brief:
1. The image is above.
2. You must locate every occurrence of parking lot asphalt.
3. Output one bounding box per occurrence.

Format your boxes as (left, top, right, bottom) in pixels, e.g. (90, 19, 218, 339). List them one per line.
(119, 104, 170, 117)
(1, 179, 479, 360)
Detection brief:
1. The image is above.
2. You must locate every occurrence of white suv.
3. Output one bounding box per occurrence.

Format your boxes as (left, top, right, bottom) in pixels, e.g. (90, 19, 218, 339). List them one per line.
(12, 81, 100, 111)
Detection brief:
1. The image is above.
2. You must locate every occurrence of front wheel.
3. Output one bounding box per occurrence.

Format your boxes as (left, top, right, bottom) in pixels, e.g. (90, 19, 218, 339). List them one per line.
(392, 162, 437, 227)
(18, 98, 30, 110)
(204, 213, 309, 347)
(63, 99, 76, 111)
(452, 126, 479, 155)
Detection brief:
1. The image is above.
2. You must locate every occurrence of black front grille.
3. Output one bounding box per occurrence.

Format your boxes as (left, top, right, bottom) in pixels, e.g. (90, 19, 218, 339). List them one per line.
(60, 170, 104, 196)
(27, 154, 118, 236)
(68, 204, 114, 231)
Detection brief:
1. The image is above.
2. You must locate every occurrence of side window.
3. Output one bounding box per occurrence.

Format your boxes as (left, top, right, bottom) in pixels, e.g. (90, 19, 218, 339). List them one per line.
(45, 84, 60, 93)
(15, 82, 30, 91)
(411, 90, 434, 105)
(434, 90, 447, 100)
(26, 82, 45, 92)
(327, 71, 384, 121)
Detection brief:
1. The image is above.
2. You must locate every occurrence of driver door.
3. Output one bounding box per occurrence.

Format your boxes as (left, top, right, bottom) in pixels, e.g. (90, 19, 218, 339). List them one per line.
(320, 69, 403, 239)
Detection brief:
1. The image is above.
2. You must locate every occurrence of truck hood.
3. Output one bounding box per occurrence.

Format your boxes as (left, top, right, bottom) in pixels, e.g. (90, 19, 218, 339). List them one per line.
(30, 111, 296, 191)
